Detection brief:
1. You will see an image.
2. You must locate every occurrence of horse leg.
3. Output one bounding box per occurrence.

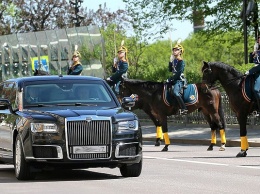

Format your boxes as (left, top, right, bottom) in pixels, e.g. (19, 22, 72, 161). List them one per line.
(236, 115, 249, 157)
(161, 117, 170, 152)
(219, 129, 226, 151)
(203, 114, 217, 151)
(208, 129, 216, 151)
(147, 113, 163, 146)
(204, 110, 226, 151)
(155, 126, 163, 146)
(216, 94, 227, 151)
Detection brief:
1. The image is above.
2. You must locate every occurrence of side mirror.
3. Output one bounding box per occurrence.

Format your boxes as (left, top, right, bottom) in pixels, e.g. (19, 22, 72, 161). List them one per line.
(121, 97, 135, 110)
(0, 98, 11, 109)
(0, 98, 17, 114)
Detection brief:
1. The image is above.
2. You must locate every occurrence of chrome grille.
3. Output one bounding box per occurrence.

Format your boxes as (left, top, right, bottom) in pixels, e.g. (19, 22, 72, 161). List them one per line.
(66, 119, 112, 160)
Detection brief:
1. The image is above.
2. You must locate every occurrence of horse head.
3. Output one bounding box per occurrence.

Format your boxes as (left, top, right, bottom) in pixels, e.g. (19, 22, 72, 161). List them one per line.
(33, 69, 50, 76)
(202, 61, 215, 86)
(119, 78, 131, 97)
(202, 61, 245, 89)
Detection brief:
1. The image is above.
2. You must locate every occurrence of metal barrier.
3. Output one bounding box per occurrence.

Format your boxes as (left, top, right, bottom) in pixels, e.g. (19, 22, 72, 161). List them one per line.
(133, 93, 260, 127)
(0, 26, 105, 81)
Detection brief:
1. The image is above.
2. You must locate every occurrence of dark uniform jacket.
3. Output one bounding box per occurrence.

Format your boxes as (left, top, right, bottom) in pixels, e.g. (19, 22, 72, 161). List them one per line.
(168, 59, 185, 84)
(110, 60, 128, 83)
(67, 63, 83, 75)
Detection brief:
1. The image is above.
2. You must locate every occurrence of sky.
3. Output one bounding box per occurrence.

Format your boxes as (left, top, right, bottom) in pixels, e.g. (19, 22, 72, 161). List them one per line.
(82, 0, 194, 42)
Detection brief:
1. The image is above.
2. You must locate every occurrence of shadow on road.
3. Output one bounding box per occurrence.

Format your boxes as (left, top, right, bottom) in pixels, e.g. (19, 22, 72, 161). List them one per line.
(0, 166, 123, 183)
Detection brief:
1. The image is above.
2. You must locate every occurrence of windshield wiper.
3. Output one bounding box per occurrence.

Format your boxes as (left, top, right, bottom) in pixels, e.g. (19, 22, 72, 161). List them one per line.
(24, 104, 55, 107)
(55, 103, 97, 106)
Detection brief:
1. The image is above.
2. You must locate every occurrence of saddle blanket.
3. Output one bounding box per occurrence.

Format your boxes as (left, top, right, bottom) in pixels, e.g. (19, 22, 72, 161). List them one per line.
(163, 84, 198, 107)
(242, 76, 254, 102)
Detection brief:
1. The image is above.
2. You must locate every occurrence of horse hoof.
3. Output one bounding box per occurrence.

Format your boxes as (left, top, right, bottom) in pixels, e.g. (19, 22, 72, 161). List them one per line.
(236, 150, 247, 157)
(155, 138, 161, 146)
(207, 144, 214, 151)
(161, 145, 168, 152)
(219, 144, 225, 151)
(155, 141, 161, 146)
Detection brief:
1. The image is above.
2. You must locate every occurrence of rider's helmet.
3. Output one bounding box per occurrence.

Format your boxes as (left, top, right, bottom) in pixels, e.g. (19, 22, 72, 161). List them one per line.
(117, 46, 128, 61)
(172, 44, 184, 55)
(72, 51, 81, 59)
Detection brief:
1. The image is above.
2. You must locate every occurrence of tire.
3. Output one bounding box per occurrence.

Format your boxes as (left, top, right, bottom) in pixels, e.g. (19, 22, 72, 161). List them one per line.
(14, 135, 35, 180)
(119, 158, 142, 177)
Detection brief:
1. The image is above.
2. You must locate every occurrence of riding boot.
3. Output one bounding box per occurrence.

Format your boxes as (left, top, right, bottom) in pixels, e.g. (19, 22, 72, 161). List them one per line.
(255, 98, 260, 116)
(175, 96, 188, 115)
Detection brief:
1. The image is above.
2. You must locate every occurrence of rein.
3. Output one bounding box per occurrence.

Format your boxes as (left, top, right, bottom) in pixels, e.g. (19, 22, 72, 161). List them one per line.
(203, 65, 244, 87)
(225, 75, 244, 86)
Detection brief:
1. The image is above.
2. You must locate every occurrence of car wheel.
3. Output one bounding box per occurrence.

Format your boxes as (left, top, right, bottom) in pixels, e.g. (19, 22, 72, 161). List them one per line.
(14, 135, 35, 180)
(119, 158, 142, 177)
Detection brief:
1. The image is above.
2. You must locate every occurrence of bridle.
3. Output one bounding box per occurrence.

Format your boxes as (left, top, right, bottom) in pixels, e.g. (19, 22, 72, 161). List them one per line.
(202, 62, 244, 87)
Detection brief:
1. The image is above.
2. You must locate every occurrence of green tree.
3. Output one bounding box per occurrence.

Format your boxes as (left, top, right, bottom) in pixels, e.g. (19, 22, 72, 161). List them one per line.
(125, 31, 256, 83)
(123, 0, 258, 40)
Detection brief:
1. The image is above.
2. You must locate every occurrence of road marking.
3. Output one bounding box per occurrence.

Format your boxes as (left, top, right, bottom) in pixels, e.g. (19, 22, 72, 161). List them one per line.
(144, 156, 260, 170)
(144, 156, 229, 166)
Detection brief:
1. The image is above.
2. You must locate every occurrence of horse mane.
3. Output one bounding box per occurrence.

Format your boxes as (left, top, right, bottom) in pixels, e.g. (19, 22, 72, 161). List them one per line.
(124, 79, 163, 92)
(209, 61, 243, 77)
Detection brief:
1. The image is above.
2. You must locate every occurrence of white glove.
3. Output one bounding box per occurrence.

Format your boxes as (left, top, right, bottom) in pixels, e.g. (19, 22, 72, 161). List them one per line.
(106, 77, 111, 81)
(170, 55, 174, 62)
(245, 71, 249, 75)
(113, 57, 118, 64)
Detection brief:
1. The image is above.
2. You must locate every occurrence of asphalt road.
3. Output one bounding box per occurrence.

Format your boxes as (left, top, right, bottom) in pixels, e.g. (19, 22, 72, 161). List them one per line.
(1, 143, 260, 194)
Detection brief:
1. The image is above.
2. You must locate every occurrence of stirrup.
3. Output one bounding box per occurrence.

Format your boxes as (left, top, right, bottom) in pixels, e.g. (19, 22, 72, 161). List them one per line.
(179, 109, 188, 115)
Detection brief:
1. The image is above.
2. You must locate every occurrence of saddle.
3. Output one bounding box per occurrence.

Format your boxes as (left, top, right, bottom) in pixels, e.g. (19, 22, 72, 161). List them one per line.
(163, 83, 198, 107)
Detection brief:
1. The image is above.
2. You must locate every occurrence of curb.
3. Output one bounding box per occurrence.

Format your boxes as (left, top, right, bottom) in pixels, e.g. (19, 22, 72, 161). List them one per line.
(142, 137, 260, 147)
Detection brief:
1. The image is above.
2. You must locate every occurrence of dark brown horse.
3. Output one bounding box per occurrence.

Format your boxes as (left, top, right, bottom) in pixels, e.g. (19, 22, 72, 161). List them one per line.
(201, 61, 258, 157)
(33, 69, 50, 76)
(118, 79, 226, 151)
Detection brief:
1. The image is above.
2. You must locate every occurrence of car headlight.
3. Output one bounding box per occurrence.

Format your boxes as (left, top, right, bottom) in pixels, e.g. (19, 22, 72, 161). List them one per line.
(117, 120, 138, 131)
(31, 123, 58, 133)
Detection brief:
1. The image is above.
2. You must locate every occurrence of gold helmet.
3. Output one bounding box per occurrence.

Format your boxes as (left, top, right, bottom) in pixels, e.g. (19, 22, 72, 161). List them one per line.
(117, 45, 128, 61)
(72, 51, 81, 59)
(117, 46, 127, 53)
(172, 44, 184, 54)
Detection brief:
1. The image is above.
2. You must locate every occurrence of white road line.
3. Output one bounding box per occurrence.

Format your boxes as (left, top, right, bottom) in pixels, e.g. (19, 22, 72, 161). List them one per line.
(144, 156, 260, 169)
(144, 156, 229, 166)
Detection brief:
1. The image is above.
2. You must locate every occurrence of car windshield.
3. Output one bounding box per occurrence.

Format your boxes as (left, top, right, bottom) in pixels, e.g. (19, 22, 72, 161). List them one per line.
(23, 80, 117, 108)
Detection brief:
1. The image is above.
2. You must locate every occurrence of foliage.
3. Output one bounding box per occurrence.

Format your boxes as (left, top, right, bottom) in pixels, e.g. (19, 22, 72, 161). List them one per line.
(123, 0, 258, 40)
(122, 31, 256, 84)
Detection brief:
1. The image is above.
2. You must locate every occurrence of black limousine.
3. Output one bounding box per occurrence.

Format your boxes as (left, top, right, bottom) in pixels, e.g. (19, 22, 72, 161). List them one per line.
(0, 75, 142, 180)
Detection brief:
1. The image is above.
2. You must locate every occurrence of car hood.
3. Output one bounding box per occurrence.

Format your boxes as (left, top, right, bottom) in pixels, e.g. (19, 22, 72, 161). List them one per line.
(19, 107, 137, 122)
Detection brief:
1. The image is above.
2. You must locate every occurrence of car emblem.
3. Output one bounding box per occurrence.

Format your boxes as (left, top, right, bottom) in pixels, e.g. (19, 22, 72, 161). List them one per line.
(85, 117, 92, 122)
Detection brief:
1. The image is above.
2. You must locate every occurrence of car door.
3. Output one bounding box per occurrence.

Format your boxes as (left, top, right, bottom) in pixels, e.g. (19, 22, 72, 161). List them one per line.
(0, 81, 17, 158)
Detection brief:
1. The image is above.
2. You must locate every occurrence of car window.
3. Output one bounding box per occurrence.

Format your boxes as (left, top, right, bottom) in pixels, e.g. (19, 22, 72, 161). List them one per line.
(1, 81, 18, 109)
(23, 81, 116, 107)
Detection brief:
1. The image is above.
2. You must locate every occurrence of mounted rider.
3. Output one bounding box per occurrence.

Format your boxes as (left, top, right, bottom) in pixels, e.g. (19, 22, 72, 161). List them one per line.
(167, 41, 188, 115)
(107, 44, 128, 96)
(246, 36, 260, 114)
(67, 50, 83, 75)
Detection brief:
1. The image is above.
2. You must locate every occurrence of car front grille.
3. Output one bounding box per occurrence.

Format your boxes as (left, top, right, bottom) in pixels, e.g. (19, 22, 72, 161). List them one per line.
(66, 118, 112, 160)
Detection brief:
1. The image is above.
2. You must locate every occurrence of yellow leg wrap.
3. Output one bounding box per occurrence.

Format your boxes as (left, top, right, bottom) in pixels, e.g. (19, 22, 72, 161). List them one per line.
(220, 129, 226, 144)
(241, 136, 249, 150)
(164, 133, 170, 145)
(245, 136, 249, 150)
(156, 126, 163, 140)
(211, 130, 216, 144)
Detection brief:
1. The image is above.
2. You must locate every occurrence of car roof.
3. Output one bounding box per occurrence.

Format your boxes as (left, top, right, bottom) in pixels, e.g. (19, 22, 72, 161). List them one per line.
(4, 75, 103, 83)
